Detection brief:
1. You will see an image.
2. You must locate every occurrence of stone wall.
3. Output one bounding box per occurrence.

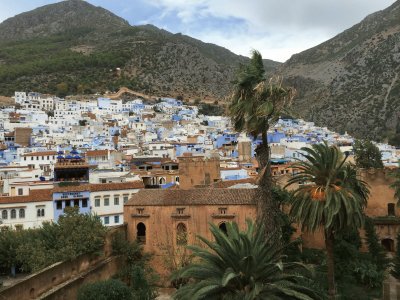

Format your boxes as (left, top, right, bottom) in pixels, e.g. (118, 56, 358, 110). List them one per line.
(0, 225, 126, 300)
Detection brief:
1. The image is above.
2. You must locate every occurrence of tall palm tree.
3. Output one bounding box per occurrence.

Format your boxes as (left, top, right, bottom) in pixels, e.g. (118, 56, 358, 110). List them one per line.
(229, 50, 294, 234)
(286, 142, 369, 299)
(173, 220, 322, 300)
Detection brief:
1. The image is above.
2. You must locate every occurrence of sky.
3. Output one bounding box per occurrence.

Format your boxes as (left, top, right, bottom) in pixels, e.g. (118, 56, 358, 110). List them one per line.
(0, 0, 396, 62)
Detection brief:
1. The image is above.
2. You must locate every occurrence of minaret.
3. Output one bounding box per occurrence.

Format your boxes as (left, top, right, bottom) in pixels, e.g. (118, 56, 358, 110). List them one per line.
(237, 133, 252, 162)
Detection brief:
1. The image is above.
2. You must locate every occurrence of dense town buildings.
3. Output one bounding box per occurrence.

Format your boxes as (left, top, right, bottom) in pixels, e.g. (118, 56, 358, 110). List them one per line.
(0, 90, 399, 258)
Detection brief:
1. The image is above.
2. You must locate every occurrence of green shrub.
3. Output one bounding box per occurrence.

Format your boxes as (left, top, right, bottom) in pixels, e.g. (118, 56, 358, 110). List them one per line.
(77, 279, 132, 300)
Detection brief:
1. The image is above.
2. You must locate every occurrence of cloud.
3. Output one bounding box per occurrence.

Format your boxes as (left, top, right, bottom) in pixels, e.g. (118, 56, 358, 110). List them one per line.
(145, 0, 396, 61)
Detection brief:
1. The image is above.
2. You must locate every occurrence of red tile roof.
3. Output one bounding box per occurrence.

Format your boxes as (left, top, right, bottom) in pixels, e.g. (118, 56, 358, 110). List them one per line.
(22, 151, 57, 157)
(125, 188, 256, 206)
(86, 150, 109, 157)
(0, 189, 53, 204)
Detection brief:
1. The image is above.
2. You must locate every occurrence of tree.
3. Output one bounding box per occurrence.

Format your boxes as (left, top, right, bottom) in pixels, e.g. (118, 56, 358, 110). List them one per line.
(364, 217, 388, 273)
(0, 229, 21, 276)
(228, 50, 294, 235)
(353, 139, 383, 169)
(77, 279, 132, 300)
(391, 232, 400, 279)
(173, 220, 322, 300)
(287, 142, 370, 299)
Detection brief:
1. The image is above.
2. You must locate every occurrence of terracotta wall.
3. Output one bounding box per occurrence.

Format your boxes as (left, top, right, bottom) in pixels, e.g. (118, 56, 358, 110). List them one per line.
(178, 156, 220, 189)
(124, 204, 256, 281)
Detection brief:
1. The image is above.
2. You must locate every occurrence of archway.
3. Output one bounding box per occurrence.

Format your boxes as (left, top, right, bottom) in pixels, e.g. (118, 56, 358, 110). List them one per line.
(219, 222, 228, 235)
(381, 238, 394, 252)
(137, 222, 146, 244)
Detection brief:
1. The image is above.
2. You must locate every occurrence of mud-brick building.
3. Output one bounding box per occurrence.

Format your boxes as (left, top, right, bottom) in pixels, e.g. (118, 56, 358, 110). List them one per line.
(124, 188, 257, 278)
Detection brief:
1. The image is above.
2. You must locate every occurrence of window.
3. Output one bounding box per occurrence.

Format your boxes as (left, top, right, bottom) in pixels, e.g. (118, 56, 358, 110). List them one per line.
(65, 200, 71, 207)
(218, 207, 227, 215)
(37, 208, 45, 217)
(388, 203, 396, 216)
(82, 199, 88, 208)
(176, 223, 188, 245)
(56, 201, 62, 210)
(114, 215, 120, 224)
(104, 197, 110, 206)
(74, 200, 79, 207)
(2, 210, 7, 219)
(114, 196, 119, 205)
(177, 207, 185, 215)
(19, 209, 25, 219)
(18, 188, 23, 196)
(137, 222, 146, 244)
(104, 216, 109, 225)
(95, 198, 100, 207)
(219, 222, 228, 235)
(136, 208, 144, 215)
(10, 209, 16, 219)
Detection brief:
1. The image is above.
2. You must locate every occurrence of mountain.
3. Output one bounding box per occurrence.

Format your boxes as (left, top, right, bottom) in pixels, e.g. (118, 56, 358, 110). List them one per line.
(0, 0, 280, 102)
(279, 0, 400, 143)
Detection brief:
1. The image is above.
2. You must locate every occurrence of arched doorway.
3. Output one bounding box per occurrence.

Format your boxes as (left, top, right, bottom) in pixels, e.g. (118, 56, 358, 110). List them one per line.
(381, 238, 394, 252)
(219, 222, 228, 235)
(137, 222, 146, 244)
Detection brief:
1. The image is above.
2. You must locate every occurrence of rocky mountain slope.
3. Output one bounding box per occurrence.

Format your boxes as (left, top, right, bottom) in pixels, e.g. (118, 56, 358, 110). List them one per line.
(0, 0, 280, 101)
(279, 0, 400, 142)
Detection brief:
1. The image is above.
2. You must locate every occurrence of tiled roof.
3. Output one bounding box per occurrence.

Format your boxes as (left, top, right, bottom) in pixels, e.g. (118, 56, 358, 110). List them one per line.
(213, 178, 256, 188)
(86, 150, 109, 157)
(22, 151, 57, 157)
(53, 181, 144, 193)
(125, 188, 256, 206)
(0, 189, 53, 204)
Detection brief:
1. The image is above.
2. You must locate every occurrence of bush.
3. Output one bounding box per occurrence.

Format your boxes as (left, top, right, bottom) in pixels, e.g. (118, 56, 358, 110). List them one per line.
(77, 279, 132, 300)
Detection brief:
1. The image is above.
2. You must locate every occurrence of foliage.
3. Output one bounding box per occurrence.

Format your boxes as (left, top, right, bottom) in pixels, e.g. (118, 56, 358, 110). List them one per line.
(0, 207, 106, 274)
(287, 142, 369, 233)
(77, 279, 132, 300)
(173, 220, 323, 300)
(112, 232, 158, 299)
(353, 139, 384, 169)
(364, 217, 388, 273)
(287, 142, 370, 298)
(391, 231, 400, 279)
(198, 103, 224, 116)
(229, 50, 293, 141)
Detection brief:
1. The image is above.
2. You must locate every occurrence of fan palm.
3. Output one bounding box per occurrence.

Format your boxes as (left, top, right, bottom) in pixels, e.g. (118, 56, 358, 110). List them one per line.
(286, 142, 369, 299)
(229, 50, 294, 234)
(173, 220, 322, 300)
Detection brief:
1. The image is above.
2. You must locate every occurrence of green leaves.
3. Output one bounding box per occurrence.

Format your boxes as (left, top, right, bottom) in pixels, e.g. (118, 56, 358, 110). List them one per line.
(287, 142, 369, 233)
(173, 220, 322, 300)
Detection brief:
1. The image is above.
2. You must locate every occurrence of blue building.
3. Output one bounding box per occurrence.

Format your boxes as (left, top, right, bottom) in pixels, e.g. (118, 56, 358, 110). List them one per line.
(52, 151, 91, 221)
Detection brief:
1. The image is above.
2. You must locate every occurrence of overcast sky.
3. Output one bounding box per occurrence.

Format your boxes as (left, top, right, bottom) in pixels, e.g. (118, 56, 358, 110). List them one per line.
(0, 0, 396, 62)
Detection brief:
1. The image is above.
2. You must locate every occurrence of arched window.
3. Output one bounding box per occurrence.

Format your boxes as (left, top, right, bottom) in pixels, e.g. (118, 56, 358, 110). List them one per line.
(176, 223, 188, 245)
(19, 209, 25, 219)
(159, 178, 166, 185)
(219, 222, 228, 235)
(137, 222, 146, 244)
(175, 176, 179, 183)
(2, 210, 7, 220)
(10, 209, 16, 219)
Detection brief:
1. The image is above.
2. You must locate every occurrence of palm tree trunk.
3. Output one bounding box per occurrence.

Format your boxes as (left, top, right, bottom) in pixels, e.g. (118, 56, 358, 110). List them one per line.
(325, 229, 336, 299)
(255, 140, 280, 238)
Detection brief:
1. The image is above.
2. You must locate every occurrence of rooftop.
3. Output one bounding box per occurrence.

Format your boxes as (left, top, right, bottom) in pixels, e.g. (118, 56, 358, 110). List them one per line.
(53, 181, 144, 193)
(125, 188, 256, 206)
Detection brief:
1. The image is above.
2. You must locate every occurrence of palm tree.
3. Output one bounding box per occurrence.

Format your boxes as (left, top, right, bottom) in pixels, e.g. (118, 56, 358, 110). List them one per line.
(229, 50, 294, 234)
(173, 220, 322, 300)
(286, 142, 369, 299)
